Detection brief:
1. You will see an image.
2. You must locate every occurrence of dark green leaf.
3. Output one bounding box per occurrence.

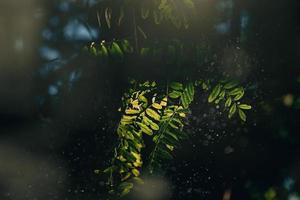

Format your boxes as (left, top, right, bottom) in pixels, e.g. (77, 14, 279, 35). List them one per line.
(170, 82, 183, 91)
(169, 91, 182, 98)
(224, 81, 238, 89)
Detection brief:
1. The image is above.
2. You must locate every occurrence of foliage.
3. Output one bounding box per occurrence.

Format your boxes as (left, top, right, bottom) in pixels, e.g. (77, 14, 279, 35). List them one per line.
(95, 78, 251, 197)
(95, 0, 196, 30)
(79, 0, 255, 198)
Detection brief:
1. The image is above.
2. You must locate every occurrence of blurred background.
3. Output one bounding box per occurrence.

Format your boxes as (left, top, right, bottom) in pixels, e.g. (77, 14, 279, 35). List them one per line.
(0, 0, 299, 199)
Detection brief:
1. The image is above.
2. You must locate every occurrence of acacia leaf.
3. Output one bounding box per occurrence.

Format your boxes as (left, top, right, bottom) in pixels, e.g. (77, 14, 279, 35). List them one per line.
(239, 104, 252, 110)
(238, 109, 247, 121)
(146, 108, 161, 121)
(208, 84, 221, 103)
(228, 103, 237, 118)
(170, 82, 183, 90)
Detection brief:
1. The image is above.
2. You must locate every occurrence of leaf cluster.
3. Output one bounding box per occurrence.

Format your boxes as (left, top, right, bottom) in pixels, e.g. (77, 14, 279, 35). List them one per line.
(99, 79, 252, 197)
(84, 40, 133, 62)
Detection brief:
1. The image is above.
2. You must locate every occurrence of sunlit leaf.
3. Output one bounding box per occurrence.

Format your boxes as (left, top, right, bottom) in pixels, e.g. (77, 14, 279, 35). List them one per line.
(238, 104, 252, 110)
(152, 103, 163, 109)
(146, 108, 161, 121)
(137, 122, 153, 135)
(131, 168, 140, 177)
(125, 109, 140, 115)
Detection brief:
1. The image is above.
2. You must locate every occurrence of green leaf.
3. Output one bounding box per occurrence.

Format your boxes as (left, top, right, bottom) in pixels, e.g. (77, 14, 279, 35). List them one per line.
(169, 91, 182, 98)
(171, 118, 184, 127)
(228, 103, 237, 118)
(202, 82, 208, 90)
(238, 104, 252, 110)
(228, 87, 244, 96)
(136, 122, 153, 136)
(121, 39, 133, 53)
(224, 81, 238, 89)
(184, 89, 192, 103)
(120, 188, 130, 197)
(215, 90, 225, 104)
(143, 116, 160, 130)
(162, 135, 178, 146)
(132, 177, 144, 184)
(131, 168, 140, 176)
(234, 89, 245, 101)
(123, 151, 136, 162)
(120, 115, 137, 125)
(119, 182, 134, 190)
(128, 140, 141, 152)
(110, 42, 124, 58)
(169, 121, 179, 129)
(121, 173, 131, 181)
(208, 84, 222, 103)
(187, 83, 195, 97)
(90, 46, 97, 55)
(138, 95, 148, 105)
(158, 149, 172, 159)
(180, 83, 195, 108)
(225, 97, 232, 108)
(166, 144, 174, 151)
(165, 130, 179, 141)
(219, 90, 225, 98)
(119, 182, 133, 197)
(153, 135, 159, 143)
(100, 44, 108, 57)
(170, 82, 183, 91)
(146, 108, 161, 121)
(238, 109, 246, 122)
(125, 131, 135, 140)
(150, 122, 160, 131)
(181, 93, 189, 108)
(152, 103, 163, 110)
(125, 109, 140, 115)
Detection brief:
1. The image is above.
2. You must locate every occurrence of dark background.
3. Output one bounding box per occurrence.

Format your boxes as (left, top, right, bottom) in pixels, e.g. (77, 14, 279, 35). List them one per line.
(0, 0, 299, 199)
